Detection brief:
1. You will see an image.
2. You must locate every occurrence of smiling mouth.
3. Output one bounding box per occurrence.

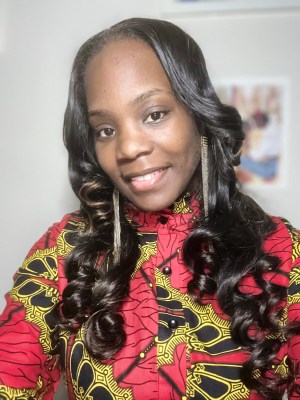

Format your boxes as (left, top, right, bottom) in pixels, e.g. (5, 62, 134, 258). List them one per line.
(131, 169, 164, 182)
(127, 168, 168, 191)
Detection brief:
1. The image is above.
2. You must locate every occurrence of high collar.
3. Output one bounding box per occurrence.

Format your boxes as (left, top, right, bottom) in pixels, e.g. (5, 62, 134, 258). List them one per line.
(125, 193, 200, 232)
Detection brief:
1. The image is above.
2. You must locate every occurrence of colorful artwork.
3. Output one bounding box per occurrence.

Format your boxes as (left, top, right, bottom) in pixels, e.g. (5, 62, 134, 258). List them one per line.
(161, 1, 299, 15)
(215, 80, 288, 186)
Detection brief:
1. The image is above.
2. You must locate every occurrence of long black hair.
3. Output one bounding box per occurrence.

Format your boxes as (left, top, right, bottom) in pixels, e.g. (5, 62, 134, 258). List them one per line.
(62, 18, 287, 398)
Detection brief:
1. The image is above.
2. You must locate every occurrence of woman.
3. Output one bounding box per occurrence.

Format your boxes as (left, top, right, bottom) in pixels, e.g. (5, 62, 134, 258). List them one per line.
(0, 17, 299, 400)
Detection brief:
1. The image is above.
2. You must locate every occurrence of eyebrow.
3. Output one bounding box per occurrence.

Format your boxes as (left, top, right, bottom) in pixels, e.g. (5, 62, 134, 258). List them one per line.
(87, 88, 172, 118)
(129, 88, 169, 107)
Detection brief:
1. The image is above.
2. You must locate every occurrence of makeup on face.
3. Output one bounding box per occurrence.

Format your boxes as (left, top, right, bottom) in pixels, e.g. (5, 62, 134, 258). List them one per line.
(85, 38, 201, 212)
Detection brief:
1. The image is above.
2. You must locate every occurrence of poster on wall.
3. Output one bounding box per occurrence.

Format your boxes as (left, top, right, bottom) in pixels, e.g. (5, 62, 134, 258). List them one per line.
(161, 0, 300, 15)
(215, 79, 289, 187)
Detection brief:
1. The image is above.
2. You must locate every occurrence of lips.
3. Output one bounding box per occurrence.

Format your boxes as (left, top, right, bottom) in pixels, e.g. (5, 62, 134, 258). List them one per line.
(125, 167, 168, 191)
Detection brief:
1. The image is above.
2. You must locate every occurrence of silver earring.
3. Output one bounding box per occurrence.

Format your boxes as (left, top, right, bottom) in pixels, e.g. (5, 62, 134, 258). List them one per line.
(201, 135, 209, 219)
(201, 136, 213, 252)
(113, 188, 121, 265)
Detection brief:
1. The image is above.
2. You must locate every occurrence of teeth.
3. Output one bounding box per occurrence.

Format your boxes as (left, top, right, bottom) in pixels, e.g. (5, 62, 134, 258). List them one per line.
(131, 170, 161, 182)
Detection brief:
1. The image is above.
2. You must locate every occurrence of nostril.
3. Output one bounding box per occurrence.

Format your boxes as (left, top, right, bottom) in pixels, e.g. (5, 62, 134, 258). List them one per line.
(116, 133, 154, 161)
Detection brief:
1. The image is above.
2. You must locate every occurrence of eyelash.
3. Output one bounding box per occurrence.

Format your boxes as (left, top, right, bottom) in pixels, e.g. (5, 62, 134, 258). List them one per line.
(92, 109, 169, 139)
(94, 127, 115, 139)
(144, 110, 168, 124)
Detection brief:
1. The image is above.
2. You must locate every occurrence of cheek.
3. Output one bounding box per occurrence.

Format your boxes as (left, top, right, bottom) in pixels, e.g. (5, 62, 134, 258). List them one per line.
(181, 131, 201, 164)
(185, 139, 202, 177)
(95, 145, 114, 176)
(187, 148, 201, 177)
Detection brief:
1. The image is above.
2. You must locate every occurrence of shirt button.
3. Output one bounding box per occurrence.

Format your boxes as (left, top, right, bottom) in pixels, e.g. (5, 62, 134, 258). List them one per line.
(158, 216, 168, 224)
(162, 266, 172, 275)
(168, 319, 178, 330)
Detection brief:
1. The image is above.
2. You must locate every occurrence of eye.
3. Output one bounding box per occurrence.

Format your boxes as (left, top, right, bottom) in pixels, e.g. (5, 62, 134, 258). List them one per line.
(94, 127, 116, 139)
(144, 110, 168, 124)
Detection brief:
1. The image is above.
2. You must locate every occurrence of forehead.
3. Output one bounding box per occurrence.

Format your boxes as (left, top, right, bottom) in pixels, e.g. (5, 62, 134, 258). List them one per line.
(84, 38, 172, 106)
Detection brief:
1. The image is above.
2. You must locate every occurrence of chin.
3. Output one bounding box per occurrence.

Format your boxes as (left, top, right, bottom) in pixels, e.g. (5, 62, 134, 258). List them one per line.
(132, 197, 175, 213)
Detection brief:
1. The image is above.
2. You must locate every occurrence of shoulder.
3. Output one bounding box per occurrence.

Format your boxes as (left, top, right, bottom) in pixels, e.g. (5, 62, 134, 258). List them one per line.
(276, 218, 300, 265)
(266, 216, 299, 254)
(47, 211, 85, 242)
(264, 216, 300, 274)
(26, 211, 85, 258)
(12, 212, 86, 296)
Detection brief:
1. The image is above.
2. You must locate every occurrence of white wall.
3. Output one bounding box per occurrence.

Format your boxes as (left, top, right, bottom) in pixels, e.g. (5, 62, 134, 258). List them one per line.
(0, 1, 299, 398)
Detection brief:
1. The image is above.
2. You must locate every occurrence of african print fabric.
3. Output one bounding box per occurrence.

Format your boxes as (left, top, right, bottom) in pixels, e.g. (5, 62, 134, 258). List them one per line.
(0, 198, 300, 399)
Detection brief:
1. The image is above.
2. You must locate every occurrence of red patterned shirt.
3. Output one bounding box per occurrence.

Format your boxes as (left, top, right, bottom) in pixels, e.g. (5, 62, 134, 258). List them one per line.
(0, 197, 299, 399)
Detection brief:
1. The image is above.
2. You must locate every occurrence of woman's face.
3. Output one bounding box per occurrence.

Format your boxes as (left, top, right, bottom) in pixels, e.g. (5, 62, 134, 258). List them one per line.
(85, 38, 201, 212)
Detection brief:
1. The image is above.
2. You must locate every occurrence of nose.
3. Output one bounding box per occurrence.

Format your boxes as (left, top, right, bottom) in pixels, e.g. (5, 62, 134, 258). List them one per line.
(116, 124, 154, 161)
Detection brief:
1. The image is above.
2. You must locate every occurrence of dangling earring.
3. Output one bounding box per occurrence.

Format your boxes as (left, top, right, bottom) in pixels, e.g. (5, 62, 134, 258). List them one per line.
(113, 187, 121, 265)
(201, 135, 209, 219)
(201, 136, 213, 252)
